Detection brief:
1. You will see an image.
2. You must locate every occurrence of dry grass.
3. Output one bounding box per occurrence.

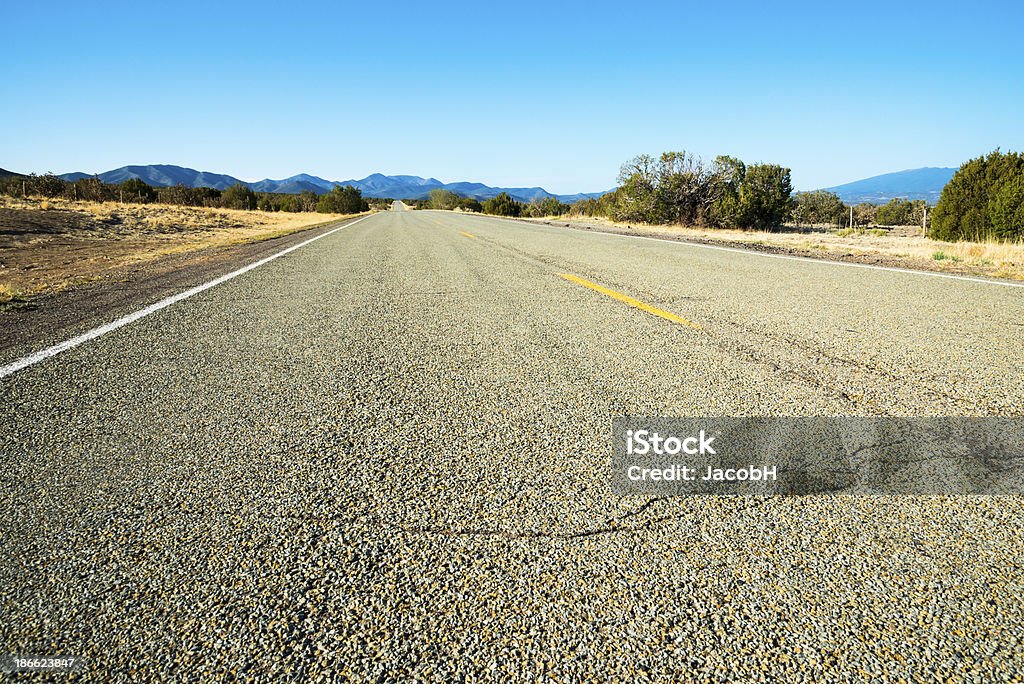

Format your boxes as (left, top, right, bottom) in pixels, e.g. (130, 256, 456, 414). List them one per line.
(0, 196, 362, 304)
(540, 216, 1024, 281)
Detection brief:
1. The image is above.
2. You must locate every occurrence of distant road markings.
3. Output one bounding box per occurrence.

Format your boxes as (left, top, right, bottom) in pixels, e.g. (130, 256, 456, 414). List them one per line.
(0, 215, 372, 381)
(460, 231, 477, 239)
(558, 273, 702, 330)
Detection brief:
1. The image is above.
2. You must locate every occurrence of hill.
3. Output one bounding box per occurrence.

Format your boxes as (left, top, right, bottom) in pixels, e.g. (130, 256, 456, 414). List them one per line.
(821, 167, 956, 204)
(52, 164, 608, 203)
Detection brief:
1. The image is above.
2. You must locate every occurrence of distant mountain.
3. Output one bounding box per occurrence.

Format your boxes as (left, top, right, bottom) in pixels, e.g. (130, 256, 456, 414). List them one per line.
(0, 167, 26, 178)
(53, 164, 608, 203)
(249, 174, 337, 194)
(820, 167, 956, 204)
(59, 164, 246, 190)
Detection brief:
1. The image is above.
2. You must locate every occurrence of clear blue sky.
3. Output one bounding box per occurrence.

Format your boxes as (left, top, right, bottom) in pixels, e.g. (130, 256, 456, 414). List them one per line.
(2, 1, 1021, 194)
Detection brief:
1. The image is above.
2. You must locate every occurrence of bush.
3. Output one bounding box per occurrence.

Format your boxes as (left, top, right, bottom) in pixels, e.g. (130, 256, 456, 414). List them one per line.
(792, 190, 847, 227)
(121, 178, 157, 202)
(222, 183, 257, 210)
(427, 189, 461, 210)
(316, 185, 368, 214)
(523, 196, 569, 217)
(931, 149, 1024, 241)
(457, 197, 482, 212)
(606, 152, 794, 229)
(482, 192, 521, 217)
(28, 173, 67, 198)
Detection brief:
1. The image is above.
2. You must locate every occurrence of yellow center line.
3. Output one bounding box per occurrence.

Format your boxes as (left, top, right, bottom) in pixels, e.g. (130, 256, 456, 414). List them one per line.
(460, 231, 477, 239)
(558, 273, 702, 330)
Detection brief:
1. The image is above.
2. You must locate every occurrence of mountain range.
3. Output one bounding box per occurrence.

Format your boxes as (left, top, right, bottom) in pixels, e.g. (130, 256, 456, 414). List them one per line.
(51, 165, 607, 204)
(6, 163, 959, 205)
(820, 167, 956, 204)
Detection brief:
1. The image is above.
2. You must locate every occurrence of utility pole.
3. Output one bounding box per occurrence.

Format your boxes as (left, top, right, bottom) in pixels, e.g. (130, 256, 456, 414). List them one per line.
(922, 206, 928, 237)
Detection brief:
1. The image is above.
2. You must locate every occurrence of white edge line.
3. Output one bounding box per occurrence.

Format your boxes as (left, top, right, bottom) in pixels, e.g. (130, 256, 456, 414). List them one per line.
(0, 215, 372, 380)
(469, 214, 1024, 289)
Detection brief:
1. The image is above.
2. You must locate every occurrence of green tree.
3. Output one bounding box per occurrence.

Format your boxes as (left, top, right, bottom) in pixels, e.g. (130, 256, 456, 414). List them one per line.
(317, 185, 368, 213)
(988, 173, 1024, 239)
(710, 155, 747, 226)
(72, 176, 113, 202)
(457, 196, 483, 212)
(792, 190, 846, 227)
(121, 178, 157, 203)
(931, 150, 1024, 241)
(876, 198, 915, 226)
(853, 203, 878, 227)
(735, 164, 794, 229)
(482, 192, 521, 217)
(427, 189, 461, 210)
(523, 196, 569, 217)
(222, 183, 257, 210)
(656, 151, 720, 226)
(611, 155, 662, 223)
(29, 173, 67, 198)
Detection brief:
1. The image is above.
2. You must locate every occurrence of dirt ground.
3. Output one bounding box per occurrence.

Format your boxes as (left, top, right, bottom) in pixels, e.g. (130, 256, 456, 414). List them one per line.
(522, 216, 1024, 282)
(0, 197, 359, 304)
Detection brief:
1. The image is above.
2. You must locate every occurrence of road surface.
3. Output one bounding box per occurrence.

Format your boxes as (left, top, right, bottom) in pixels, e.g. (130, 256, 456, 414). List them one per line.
(2, 209, 1022, 680)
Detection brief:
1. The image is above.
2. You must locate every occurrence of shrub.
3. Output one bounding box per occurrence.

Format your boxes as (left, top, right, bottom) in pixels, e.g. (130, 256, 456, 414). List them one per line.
(222, 183, 257, 210)
(482, 192, 521, 217)
(316, 185, 368, 214)
(931, 149, 1024, 241)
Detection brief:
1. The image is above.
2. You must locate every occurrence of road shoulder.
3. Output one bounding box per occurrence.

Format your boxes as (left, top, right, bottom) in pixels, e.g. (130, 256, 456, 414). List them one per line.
(0, 216, 364, 365)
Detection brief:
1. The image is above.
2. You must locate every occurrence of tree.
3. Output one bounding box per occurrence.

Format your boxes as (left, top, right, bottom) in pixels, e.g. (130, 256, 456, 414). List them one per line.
(931, 149, 1024, 241)
(853, 203, 877, 227)
(792, 190, 846, 227)
(427, 189, 461, 210)
(876, 198, 915, 226)
(73, 176, 113, 202)
(457, 196, 483, 212)
(121, 178, 156, 203)
(988, 173, 1024, 239)
(221, 183, 256, 210)
(317, 185, 368, 213)
(611, 155, 662, 223)
(523, 196, 569, 217)
(655, 151, 721, 226)
(482, 192, 521, 217)
(710, 155, 747, 226)
(28, 173, 67, 198)
(734, 164, 794, 230)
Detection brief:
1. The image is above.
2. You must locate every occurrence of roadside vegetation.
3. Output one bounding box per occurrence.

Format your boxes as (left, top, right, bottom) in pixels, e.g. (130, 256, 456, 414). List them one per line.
(930, 149, 1024, 242)
(0, 195, 360, 305)
(3, 146, 1021, 297)
(0, 174, 368, 214)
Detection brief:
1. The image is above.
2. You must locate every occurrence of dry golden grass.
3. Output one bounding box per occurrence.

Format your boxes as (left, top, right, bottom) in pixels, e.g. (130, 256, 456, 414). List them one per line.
(541, 216, 1024, 281)
(0, 196, 363, 304)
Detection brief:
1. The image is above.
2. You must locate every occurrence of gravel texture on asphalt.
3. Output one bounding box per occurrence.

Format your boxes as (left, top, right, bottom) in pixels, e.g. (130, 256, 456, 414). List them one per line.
(2, 209, 1022, 681)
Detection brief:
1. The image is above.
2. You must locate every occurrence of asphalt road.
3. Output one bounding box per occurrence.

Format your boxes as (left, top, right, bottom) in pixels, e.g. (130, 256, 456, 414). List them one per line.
(2, 209, 1022, 681)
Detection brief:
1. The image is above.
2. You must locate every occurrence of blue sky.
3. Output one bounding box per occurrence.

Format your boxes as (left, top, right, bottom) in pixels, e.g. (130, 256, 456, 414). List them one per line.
(2, 1, 1021, 194)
